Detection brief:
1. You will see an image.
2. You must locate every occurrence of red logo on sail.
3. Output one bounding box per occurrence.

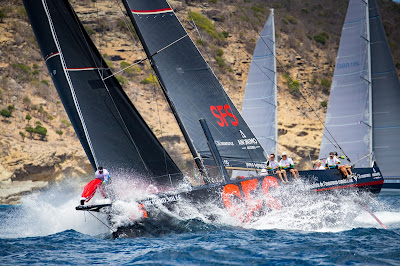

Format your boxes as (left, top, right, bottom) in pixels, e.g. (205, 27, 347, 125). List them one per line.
(210, 104, 238, 127)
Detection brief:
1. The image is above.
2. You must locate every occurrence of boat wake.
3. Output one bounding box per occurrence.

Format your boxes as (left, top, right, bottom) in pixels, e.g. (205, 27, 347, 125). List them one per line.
(246, 182, 399, 232)
(1, 178, 400, 239)
(0, 178, 109, 239)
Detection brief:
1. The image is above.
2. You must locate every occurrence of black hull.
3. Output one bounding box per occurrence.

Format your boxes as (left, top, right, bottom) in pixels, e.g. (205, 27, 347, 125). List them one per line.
(110, 166, 383, 238)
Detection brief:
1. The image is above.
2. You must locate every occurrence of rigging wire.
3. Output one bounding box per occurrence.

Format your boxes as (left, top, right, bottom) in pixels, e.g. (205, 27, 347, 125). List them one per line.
(86, 211, 116, 233)
(235, 4, 352, 161)
(103, 34, 189, 81)
(149, 66, 170, 179)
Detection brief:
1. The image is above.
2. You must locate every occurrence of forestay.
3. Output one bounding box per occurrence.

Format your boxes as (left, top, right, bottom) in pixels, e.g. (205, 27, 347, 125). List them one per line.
(121, 0, 268, 170)
(241, 9, 277, 156)
(23, 0, 183, 186)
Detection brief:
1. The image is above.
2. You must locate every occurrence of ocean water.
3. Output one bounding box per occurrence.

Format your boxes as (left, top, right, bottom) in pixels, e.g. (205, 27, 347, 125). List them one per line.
(1, 180, 400, 265)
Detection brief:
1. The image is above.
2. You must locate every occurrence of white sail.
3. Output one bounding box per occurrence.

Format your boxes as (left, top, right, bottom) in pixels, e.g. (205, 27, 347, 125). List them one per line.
(320, 0, 371, 166)
(241, 9, 277, 156)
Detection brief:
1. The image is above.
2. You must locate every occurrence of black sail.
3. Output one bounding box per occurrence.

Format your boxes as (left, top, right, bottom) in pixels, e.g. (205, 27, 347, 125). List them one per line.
(22, 0, 182, 186)
(121, 0, 268, 170)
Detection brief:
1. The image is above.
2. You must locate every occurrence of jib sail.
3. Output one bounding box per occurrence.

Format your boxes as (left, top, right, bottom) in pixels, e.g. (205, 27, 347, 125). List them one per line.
(121, 0, 268, 170)
(23, 0, 183, 186)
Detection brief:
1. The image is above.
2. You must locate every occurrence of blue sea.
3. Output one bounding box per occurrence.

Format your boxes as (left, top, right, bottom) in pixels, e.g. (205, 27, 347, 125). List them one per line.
(1, 181, 400, 265)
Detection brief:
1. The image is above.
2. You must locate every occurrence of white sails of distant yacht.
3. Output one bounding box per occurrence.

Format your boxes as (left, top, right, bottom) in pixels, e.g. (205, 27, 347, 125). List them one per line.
(320, 0, 400, 182)
(242, 9, 277, 156)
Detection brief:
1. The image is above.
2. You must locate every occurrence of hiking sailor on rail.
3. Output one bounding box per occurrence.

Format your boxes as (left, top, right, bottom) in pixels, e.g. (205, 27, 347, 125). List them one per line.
(266, 153, 288, 183)
(279, 152, 299, 179)
(80, 166, 110, 205)
(326, 152, 351, 178)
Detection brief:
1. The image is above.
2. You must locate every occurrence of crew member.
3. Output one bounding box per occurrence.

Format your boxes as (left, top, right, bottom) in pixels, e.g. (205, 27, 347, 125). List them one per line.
(334, 152, 353, 176)
(279, 152, 299, 179)
(326, 152, 348, 178)
(314, 160, 325, 170)
(80, 166, 110, 205)
(267, 153, 288, 183)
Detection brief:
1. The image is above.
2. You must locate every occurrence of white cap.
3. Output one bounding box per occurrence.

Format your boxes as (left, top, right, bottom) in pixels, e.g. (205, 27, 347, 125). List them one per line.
(282, 152, 287, 156)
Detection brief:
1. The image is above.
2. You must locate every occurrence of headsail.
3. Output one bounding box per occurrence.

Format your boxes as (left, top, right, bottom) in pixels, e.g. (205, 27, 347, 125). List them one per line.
(369, 0, 400, 179)
(121, 0, 268, 170)
(319, 0, 371, 166)
(23, 0, 183, 186)
(241, 9, 277, 156)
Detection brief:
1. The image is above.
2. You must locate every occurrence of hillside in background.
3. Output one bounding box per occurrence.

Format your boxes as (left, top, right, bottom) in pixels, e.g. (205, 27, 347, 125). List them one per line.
(0, 0, 399, 203)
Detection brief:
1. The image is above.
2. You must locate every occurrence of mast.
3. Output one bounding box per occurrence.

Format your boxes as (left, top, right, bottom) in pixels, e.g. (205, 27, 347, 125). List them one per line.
(271, 8, 278, 155)
(365, 0, 373, 166)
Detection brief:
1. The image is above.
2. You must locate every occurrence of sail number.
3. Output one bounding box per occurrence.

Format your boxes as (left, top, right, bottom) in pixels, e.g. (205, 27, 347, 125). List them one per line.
(210, 104, 238, 127)
(222, 176, 281, 222)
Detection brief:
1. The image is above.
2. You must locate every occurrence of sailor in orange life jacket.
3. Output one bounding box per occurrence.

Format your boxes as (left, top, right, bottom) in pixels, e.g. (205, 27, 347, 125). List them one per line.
(80, 166, 110, 205)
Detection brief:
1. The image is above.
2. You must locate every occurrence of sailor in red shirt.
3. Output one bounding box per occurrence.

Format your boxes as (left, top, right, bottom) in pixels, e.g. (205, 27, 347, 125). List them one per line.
(80, 166, 111, 205)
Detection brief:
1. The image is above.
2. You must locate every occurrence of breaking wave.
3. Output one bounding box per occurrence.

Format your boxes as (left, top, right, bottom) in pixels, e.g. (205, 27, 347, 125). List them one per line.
(1, 176, 400, 239)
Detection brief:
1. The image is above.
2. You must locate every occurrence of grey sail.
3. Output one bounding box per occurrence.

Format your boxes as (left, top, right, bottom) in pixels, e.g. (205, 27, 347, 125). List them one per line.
(241, 9, 277, 156)
(369, 0, 400, 179)
(319, 0, 371, 167)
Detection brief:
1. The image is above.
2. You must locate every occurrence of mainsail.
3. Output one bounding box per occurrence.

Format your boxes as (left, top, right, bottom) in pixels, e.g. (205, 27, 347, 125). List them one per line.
(369, 0, 400, 179)
(23, 0, 183, 186)
(241, 9, 277, 156)
(320, 0, 400, 179)
(319, 0, 371, 167)
(121, 0, 268, 170)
